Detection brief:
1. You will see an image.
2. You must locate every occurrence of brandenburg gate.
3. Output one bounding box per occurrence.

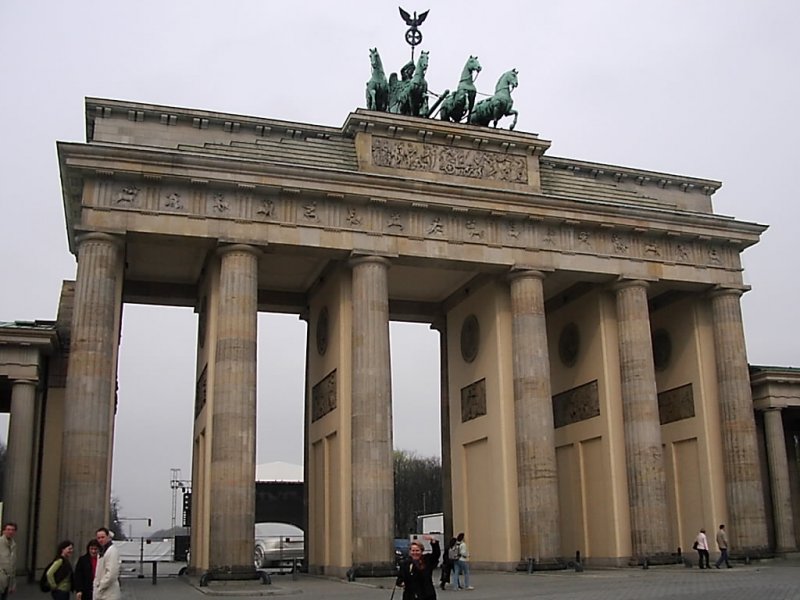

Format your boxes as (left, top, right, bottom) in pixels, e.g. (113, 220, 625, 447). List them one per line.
(4, 94, 798, 579)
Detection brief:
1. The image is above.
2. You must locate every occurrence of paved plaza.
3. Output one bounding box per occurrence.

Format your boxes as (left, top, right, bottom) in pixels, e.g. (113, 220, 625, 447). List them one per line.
(12, 558, 800, 599)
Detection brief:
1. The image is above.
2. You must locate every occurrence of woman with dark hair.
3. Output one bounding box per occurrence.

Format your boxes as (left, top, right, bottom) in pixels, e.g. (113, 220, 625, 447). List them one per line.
(396, 535, 441, 600)
(45, 540, 74, 600)
(74, 539, 101, 600)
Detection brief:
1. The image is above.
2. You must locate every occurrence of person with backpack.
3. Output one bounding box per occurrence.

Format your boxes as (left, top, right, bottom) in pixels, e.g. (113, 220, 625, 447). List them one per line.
(453, 532, 474, 590)
(440, 537, 458, 590)
(45, 540, 74, 600)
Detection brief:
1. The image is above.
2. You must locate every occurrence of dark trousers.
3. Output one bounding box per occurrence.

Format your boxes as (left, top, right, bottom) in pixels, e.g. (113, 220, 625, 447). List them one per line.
(715, 548, 731, 568)
(51, 591, 71, 600)
(697, 549, 710, 568)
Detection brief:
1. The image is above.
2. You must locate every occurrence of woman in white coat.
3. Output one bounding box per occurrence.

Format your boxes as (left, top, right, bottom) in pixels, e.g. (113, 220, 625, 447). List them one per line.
(93, 528, 121, 600)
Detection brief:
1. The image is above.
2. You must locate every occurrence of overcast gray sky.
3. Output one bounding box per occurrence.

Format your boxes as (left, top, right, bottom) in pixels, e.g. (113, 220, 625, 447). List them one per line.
(1, 1, 798, 536)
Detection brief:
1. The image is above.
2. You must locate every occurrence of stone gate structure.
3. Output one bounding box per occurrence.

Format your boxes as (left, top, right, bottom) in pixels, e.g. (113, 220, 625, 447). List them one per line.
(2, 97, 799, 578)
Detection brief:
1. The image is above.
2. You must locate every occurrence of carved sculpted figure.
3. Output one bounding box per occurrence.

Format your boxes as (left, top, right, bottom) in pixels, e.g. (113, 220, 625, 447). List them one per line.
(389, 50, 430, 117)
(468, 68, 519, 130)
(439, 55, 482, 123)
(365, 48, 389, 112)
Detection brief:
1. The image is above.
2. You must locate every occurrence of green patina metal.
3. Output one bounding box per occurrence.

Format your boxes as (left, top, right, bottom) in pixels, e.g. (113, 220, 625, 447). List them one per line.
(363, 8, 520, 128)
(388, 50, 430, 117)
(468, 68, 519, 130)
(438, 55, 482, 124)
(365, 48, 389, 112)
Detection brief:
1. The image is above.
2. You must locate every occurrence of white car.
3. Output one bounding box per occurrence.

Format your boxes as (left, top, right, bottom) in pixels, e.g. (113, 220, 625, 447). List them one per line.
(254, 522, 304, 568)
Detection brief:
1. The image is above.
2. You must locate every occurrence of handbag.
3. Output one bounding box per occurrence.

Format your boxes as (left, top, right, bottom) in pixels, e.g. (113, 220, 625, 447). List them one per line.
(692, 541, 698, 550)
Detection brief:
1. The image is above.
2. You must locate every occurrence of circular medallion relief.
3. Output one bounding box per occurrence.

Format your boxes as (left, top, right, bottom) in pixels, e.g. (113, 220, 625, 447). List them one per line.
(316, 307, 329, 356)
(652, 328, 672, 371)
(460, 314, 480, 363)
(558, 322, 580, 367)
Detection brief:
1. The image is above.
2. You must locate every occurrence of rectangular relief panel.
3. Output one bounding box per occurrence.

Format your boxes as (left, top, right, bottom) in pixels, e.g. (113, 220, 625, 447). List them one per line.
(657, 383, 695, 424)
(552, 380, 600, 429)
(460, 378, 487, 423)
(312, 369, 337, 422)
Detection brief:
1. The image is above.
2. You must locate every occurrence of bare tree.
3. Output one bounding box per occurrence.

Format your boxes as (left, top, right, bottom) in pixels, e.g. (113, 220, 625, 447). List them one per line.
(109, 496, 127, 540)
(393, 450, 442, 538)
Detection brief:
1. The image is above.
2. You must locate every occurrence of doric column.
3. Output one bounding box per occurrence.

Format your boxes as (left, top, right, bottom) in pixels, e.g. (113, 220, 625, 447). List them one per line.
(59, 233, 124, 547)
(349, 255, 394, 574)
(208, 244, 259, 574)
(508, 269, 560, 563)
(762, 408, 797, 553)
(709, 287, 768, 555)
(613, 279, 670, 560)
(4, 378, 37, 574)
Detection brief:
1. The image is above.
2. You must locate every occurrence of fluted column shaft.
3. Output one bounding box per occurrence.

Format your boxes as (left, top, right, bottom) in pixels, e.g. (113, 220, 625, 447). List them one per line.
(59, 233, 124, 547)
(614, 280, 670, 558)
(763, 408, 796, 552)
(4, 379, 37, 573)
(350, 256, 394, 572)
(509, 270, 560, 562)
(208, 244, 259, 572)
(709, 288, 768, 554)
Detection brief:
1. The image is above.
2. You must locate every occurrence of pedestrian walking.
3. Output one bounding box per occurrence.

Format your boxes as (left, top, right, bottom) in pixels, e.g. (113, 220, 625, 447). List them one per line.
(714, 524, 732, 569)
(694, 528, 710, 569)
(453, 532, 474, 590)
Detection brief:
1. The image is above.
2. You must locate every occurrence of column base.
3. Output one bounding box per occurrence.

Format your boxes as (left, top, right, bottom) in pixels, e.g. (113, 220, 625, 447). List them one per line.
(730, 547, 773, 562)
(351, 561, 397, 578)
(628, 552, 681, 567)
(198, 566, 265, 586)
(515, 557, 567, 572)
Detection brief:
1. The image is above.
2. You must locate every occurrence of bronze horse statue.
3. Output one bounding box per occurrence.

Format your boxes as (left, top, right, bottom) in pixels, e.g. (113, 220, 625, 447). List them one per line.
(469, 68, 519, 130)
(365, 48, 389, 112)
(389, 50, 430, 117)
(439, 55, 482, 123)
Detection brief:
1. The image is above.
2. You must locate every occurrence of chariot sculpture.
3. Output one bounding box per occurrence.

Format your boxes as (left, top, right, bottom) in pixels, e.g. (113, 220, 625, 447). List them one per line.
(364, 48, 519, 130)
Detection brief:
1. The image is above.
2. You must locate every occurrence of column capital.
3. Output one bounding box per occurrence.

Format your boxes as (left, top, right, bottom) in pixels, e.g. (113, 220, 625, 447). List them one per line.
(507, 266, 550, 283)
(216, 243, 261, 258)
(11, 378, 38, 388)
(753, 400, 788, 412)
(348, 253, 393, 270)
(708, 285, 751, 300)
(611, 277, 652, 293)
(75, 231, 125, 250)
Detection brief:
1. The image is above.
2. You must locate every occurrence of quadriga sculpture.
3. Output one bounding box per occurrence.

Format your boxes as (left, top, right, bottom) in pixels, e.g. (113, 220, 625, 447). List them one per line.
(468, 68, 519, 130)
(365, 48, 389, 112)
(439, 55, 481, 123)
(389, 50, 430, 117)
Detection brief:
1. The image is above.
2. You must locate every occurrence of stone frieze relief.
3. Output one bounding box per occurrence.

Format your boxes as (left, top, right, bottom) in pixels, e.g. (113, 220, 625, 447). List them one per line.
(91, 180, 739, 271)
(371, 137, 528, 184)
